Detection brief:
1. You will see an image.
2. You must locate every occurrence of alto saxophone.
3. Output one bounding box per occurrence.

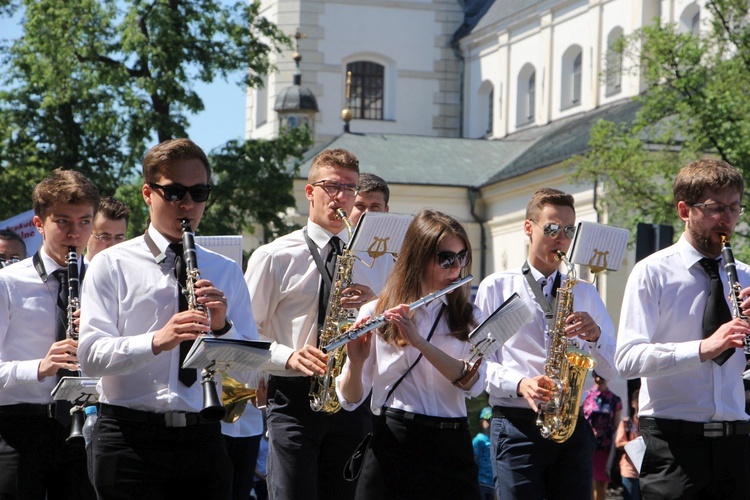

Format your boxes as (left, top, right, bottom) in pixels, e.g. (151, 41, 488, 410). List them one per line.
(536, 250, 596, 443)
(310, 209, 356, 414)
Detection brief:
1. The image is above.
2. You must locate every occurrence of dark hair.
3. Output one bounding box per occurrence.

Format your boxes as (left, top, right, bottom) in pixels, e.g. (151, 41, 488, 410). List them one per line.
(0, 228, 27, 259)
(673, 159, 744, 206)
(97, 196, 131, 225)
(359, 173, 390, 205)
(32, 168, 100, 220)
(525, 188, 575, 220)
(376, 209, 476, 346)
(142, 138, 211, 184)
(308, 148, 359, 182)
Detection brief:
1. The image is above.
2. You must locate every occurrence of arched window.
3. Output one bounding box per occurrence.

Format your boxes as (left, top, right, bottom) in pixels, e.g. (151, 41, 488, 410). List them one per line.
(561, 45, 583, 110)
(516, 64, 536, 126)
(680, 4, 701, 36)
(346, 61, 384, 120)
(605, 27, 624, 96)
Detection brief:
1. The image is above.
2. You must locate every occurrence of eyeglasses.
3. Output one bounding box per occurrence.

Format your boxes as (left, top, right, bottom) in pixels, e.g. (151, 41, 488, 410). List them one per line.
(437, 249, 469, 269)
(311, 180, 360, 198)
(0, 258, 20, 268)
(531, 220, 577, 239)
(149, 182, 212, 203)
(691, 202, 745, 217)
(91, 233, 127, 243)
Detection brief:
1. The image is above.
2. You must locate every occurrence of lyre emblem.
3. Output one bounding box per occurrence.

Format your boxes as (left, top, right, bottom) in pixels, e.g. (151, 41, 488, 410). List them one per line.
(588, 249, 609, 273)
(367, 236, 390, 259)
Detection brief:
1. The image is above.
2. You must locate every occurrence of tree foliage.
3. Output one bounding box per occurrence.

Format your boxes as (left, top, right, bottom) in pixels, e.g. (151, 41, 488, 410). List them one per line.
(0, 0, 303, 237)
(573, 0, 750, 245)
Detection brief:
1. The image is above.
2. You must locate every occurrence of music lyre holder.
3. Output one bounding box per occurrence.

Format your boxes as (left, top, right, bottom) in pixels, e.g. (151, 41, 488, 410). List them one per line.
(51, 376, 100, 406)
(348, 212, 413, 268)
(565, 221, 629, 279)
(467, 292, 533, 361)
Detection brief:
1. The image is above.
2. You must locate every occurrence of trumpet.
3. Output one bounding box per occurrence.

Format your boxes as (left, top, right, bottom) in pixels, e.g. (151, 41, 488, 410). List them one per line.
(180, 219, 226, 423)
(322, 275, 474, 353)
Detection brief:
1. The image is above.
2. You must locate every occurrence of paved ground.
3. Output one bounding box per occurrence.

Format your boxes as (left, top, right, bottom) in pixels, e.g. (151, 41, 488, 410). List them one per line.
(606, 485, 624, 499)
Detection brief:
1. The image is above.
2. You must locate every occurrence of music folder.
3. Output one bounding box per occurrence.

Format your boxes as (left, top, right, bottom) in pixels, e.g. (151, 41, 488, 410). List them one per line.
(51, 376, 100, 404)
(182, 337, 272, 372)
(468, 293, 533, 357)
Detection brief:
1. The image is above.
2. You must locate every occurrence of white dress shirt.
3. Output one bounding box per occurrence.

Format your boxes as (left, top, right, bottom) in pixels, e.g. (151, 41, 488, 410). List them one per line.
(336, 296, 487, 418)
(616, 235, 748, 422)
(475, 263, 617, 409)
(78, 224, 259, 415)
(0, 248, 78, 405)
(245, 221, 351, 375)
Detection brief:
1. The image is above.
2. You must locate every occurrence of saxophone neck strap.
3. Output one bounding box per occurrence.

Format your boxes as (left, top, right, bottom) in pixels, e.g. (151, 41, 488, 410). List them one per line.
(303, 227, 333, 289)
(382, 304, 445, 409)
(32, 250, 85, 283)
(143, 230, 167, 264)
(522, 261, 559, 327)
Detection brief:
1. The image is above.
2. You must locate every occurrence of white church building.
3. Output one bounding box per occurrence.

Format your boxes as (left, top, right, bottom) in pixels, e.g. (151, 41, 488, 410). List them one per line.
(243, 0, 707, 327)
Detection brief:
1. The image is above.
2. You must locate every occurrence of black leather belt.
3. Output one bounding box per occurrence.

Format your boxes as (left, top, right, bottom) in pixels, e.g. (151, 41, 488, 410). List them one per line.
(640, 417, 750, 438)
(492, 405, 538, 420)
(383, 407, 468, 430)
(99, 403, 203, 428)
(0, 403, 55, 418)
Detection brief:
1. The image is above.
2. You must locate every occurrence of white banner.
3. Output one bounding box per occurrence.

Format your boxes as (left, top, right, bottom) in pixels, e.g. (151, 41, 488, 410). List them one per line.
(0, 209, 42, 257)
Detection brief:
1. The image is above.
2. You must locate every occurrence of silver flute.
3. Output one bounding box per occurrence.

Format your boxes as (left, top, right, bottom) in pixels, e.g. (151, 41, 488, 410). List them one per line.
(321, 275, 473, 353)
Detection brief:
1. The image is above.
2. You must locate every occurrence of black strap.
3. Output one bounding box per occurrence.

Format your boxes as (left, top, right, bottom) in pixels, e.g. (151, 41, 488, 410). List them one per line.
(699, 258, 734, 365)
(382, 305, 445, 408)
(303, 228, 342, 332)
(522, 261, 558, 332)
(169, 243, 197, 387)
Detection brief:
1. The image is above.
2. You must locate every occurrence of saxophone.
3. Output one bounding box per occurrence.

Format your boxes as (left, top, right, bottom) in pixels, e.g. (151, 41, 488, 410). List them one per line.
(535, 250, 597, 443)
(310, 209, 356, 413)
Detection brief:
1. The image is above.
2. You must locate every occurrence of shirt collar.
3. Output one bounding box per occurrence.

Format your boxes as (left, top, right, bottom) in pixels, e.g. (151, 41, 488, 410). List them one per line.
(147, 223, 173, 255)
(306, 219, 350, 250)
(527, 262, 558, 283)
(39, 246, 64, 274)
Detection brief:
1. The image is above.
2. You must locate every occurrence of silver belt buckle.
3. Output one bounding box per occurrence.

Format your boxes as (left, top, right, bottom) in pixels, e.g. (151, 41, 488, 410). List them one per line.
(703, 422, 724, 438)
(164, 412, 187, 428)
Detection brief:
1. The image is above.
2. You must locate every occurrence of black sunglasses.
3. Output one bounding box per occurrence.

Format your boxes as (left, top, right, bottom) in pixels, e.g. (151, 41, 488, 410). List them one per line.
(437, 249, 469, 269)
(149, 182, 212, 203)
(531, 220, 576, 239)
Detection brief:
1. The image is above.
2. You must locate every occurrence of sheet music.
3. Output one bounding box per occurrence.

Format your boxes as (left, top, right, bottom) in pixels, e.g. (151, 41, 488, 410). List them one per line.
(182, 337, 272, 371)
(51, 376, 100, 402)
(196, 235, 243, 266)
(568, 221, 629, 272)
(469, 293, 532, 356)
(624, 436, 646, 473)
(349, 212, 413, 256)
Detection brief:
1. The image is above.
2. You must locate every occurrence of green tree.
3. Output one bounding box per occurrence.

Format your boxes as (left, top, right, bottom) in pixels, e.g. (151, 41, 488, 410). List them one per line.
(573, 0, 750, 243)
(0, 0, 299, 235)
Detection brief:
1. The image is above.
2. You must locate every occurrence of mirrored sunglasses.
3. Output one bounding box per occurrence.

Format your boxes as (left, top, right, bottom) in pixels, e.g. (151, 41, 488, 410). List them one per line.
(532, 220, 576, 239)
(437, 249, 469, 269)
(149, 182, 212, 203)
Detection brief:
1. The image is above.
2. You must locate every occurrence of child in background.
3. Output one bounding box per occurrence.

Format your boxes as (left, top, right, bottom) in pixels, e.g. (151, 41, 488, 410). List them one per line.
(615, 389, 641, 500)
(473, 406, 495, 500)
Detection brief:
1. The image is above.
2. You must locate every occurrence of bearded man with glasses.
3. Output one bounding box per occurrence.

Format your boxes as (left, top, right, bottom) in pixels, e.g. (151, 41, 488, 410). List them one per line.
(474, 187, 617, 500)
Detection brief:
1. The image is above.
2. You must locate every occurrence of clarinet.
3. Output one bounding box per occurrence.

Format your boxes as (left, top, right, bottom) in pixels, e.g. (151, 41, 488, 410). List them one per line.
(65, 247, 86, 443)
(721, 235, 750, 354)
(180, 220, 226, 422)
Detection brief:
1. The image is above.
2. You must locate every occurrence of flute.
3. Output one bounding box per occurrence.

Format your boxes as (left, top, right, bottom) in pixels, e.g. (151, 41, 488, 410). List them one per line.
(321, 275, 473, 353)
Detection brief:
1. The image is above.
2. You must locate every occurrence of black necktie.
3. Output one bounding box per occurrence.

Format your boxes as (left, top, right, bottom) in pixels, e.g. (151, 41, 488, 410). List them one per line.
(699, 258, 734, 365)
(318, 236, 342, 330)
(170, 243, 196, 386)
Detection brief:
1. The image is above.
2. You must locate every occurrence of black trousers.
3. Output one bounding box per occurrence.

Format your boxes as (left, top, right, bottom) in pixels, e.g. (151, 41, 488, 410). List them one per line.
(639, 419, 750, 500)
(356, 412, 481, 500)
(224, 434, 261, 500)
(90, 412, 233, 499)
(0, 412, 95, 500)
(265, 376, 372, 500)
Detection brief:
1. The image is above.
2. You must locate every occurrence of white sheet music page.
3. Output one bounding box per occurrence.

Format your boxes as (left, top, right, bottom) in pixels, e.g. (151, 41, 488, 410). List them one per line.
(182, 337, 272, 371)
(567, 221, 629, 272)
(468, 293, 532, 357)
(51, 376, 100, 401)
(349, 212, 413, 258)
(195, 235, 243, 266)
